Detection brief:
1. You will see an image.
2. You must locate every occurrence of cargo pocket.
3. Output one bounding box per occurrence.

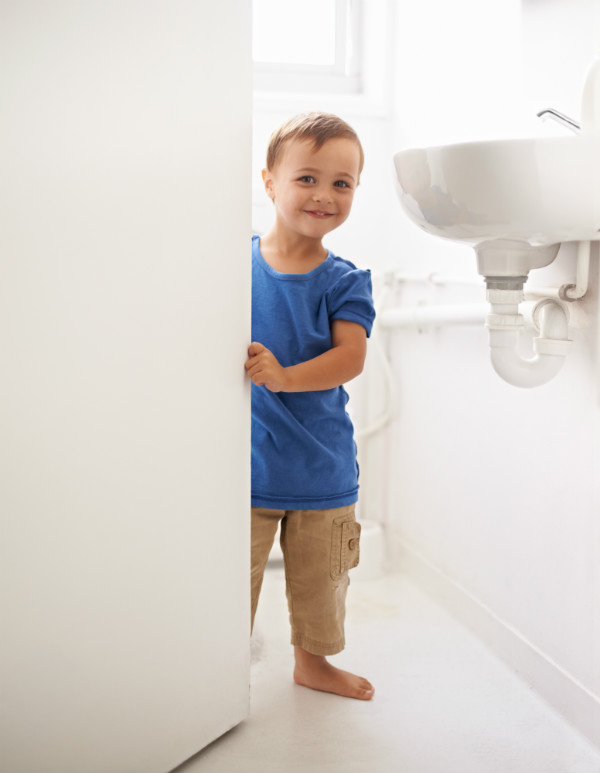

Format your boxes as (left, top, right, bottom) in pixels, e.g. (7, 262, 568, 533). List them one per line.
(330, 514, 361, 581)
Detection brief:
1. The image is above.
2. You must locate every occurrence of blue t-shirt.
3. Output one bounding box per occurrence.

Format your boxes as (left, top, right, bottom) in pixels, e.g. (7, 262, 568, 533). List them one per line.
(251, 235, 376, 510)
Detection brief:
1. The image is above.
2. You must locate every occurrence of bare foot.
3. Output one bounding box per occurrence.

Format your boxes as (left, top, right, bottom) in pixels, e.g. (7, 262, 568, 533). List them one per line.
(293, 646, 374, 700)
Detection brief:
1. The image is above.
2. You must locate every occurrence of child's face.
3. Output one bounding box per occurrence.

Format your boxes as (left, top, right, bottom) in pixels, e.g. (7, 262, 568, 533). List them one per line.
(263, 137, 361, 242)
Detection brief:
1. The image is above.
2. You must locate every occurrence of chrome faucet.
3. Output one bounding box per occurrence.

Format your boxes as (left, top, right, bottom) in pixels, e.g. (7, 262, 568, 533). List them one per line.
(536, 108, 581, 134)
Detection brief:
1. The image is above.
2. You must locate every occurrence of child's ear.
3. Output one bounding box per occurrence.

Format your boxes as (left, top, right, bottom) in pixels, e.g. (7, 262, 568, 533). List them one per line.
(262, 168, 275, 200)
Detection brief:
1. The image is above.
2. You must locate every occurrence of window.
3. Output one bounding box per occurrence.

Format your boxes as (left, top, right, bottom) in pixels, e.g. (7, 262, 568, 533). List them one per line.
(252, 0, 360, 94)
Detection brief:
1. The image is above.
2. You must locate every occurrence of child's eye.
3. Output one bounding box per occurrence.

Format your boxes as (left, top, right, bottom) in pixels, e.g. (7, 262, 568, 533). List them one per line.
(298, 175, 316, 183)
(334, 180, 350, 188)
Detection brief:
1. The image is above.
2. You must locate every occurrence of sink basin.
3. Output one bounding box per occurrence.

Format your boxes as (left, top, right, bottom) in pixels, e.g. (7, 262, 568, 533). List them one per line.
(394, 135, 600, 274)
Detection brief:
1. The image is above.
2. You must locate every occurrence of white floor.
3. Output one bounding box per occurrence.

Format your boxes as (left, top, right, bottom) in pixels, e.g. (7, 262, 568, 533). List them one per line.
(176, 564, 600, 773)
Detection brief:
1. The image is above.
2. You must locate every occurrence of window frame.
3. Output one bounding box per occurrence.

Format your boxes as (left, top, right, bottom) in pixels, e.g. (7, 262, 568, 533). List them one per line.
(252, 0, 361, 95)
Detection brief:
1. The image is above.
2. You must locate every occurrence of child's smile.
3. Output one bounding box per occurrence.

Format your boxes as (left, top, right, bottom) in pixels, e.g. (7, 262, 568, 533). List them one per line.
(304, 209, 334, 219)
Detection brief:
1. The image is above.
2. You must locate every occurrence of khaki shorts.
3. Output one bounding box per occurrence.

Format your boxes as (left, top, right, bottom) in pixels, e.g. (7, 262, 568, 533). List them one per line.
(251, 504, 361, 656)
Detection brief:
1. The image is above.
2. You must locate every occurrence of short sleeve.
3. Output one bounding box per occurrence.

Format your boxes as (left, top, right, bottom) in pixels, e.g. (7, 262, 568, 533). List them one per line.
(326, 269, 376, 337)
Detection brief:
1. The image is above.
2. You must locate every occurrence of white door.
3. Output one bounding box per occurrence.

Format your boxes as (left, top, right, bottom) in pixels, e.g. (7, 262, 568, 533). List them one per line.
(0, 3, 252, 771)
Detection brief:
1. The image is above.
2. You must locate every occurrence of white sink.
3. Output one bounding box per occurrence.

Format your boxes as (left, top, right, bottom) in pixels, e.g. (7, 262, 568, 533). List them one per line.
(394, 135, 600, 275)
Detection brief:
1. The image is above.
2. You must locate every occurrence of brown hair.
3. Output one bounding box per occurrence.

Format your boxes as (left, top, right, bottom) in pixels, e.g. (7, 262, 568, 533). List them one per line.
(265, 112, 364, 177)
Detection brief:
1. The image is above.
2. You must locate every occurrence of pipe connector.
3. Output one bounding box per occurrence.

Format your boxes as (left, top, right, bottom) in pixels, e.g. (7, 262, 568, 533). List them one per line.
(485, 282, 572, 388)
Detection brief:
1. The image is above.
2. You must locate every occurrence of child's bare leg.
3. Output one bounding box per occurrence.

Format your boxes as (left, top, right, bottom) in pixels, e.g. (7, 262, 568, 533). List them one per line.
(293, 646, 374, 700)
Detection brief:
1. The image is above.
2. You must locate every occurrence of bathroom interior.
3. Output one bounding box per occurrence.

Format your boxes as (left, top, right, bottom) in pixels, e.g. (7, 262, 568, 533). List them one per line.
(2, 0, 600, 772)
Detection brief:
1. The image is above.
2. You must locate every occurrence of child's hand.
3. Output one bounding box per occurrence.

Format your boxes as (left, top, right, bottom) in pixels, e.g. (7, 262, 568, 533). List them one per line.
(245, 342, 289, 392)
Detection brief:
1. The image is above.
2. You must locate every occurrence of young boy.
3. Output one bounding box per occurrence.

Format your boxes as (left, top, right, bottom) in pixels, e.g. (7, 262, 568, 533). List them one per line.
(245, 112, 376, 701)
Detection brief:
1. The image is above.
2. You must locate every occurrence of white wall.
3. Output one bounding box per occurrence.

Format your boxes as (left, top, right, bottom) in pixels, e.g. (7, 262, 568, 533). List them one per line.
(0, 3, 251, 771)
(357, 0, 600, 748)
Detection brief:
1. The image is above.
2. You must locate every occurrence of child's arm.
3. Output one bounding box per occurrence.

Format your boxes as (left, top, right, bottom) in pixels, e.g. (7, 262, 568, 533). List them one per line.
(245, 319, 367, 393)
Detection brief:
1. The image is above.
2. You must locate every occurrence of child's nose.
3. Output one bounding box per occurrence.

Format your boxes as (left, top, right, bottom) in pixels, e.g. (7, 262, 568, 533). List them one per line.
(313, 186, 333, 203)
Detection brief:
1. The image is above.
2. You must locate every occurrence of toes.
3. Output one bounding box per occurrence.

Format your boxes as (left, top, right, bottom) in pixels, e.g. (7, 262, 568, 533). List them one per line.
(355, 680, 375, 700)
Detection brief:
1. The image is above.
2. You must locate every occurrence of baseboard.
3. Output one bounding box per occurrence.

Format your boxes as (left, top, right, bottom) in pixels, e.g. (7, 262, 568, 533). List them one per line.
(393, 534, 600, 751)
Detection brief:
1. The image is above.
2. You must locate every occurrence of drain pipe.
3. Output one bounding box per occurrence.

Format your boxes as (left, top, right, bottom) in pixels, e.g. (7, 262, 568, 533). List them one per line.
(485, 278, 572, 388)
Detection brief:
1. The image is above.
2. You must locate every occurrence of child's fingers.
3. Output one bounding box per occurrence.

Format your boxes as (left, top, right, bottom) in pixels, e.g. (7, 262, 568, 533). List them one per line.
(245, 360, 263, 380)
(245, 350, 266, 372)
(246, 358, 277, 389)
(244, 344, 284, 391)
(246, 354, 269, 380)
